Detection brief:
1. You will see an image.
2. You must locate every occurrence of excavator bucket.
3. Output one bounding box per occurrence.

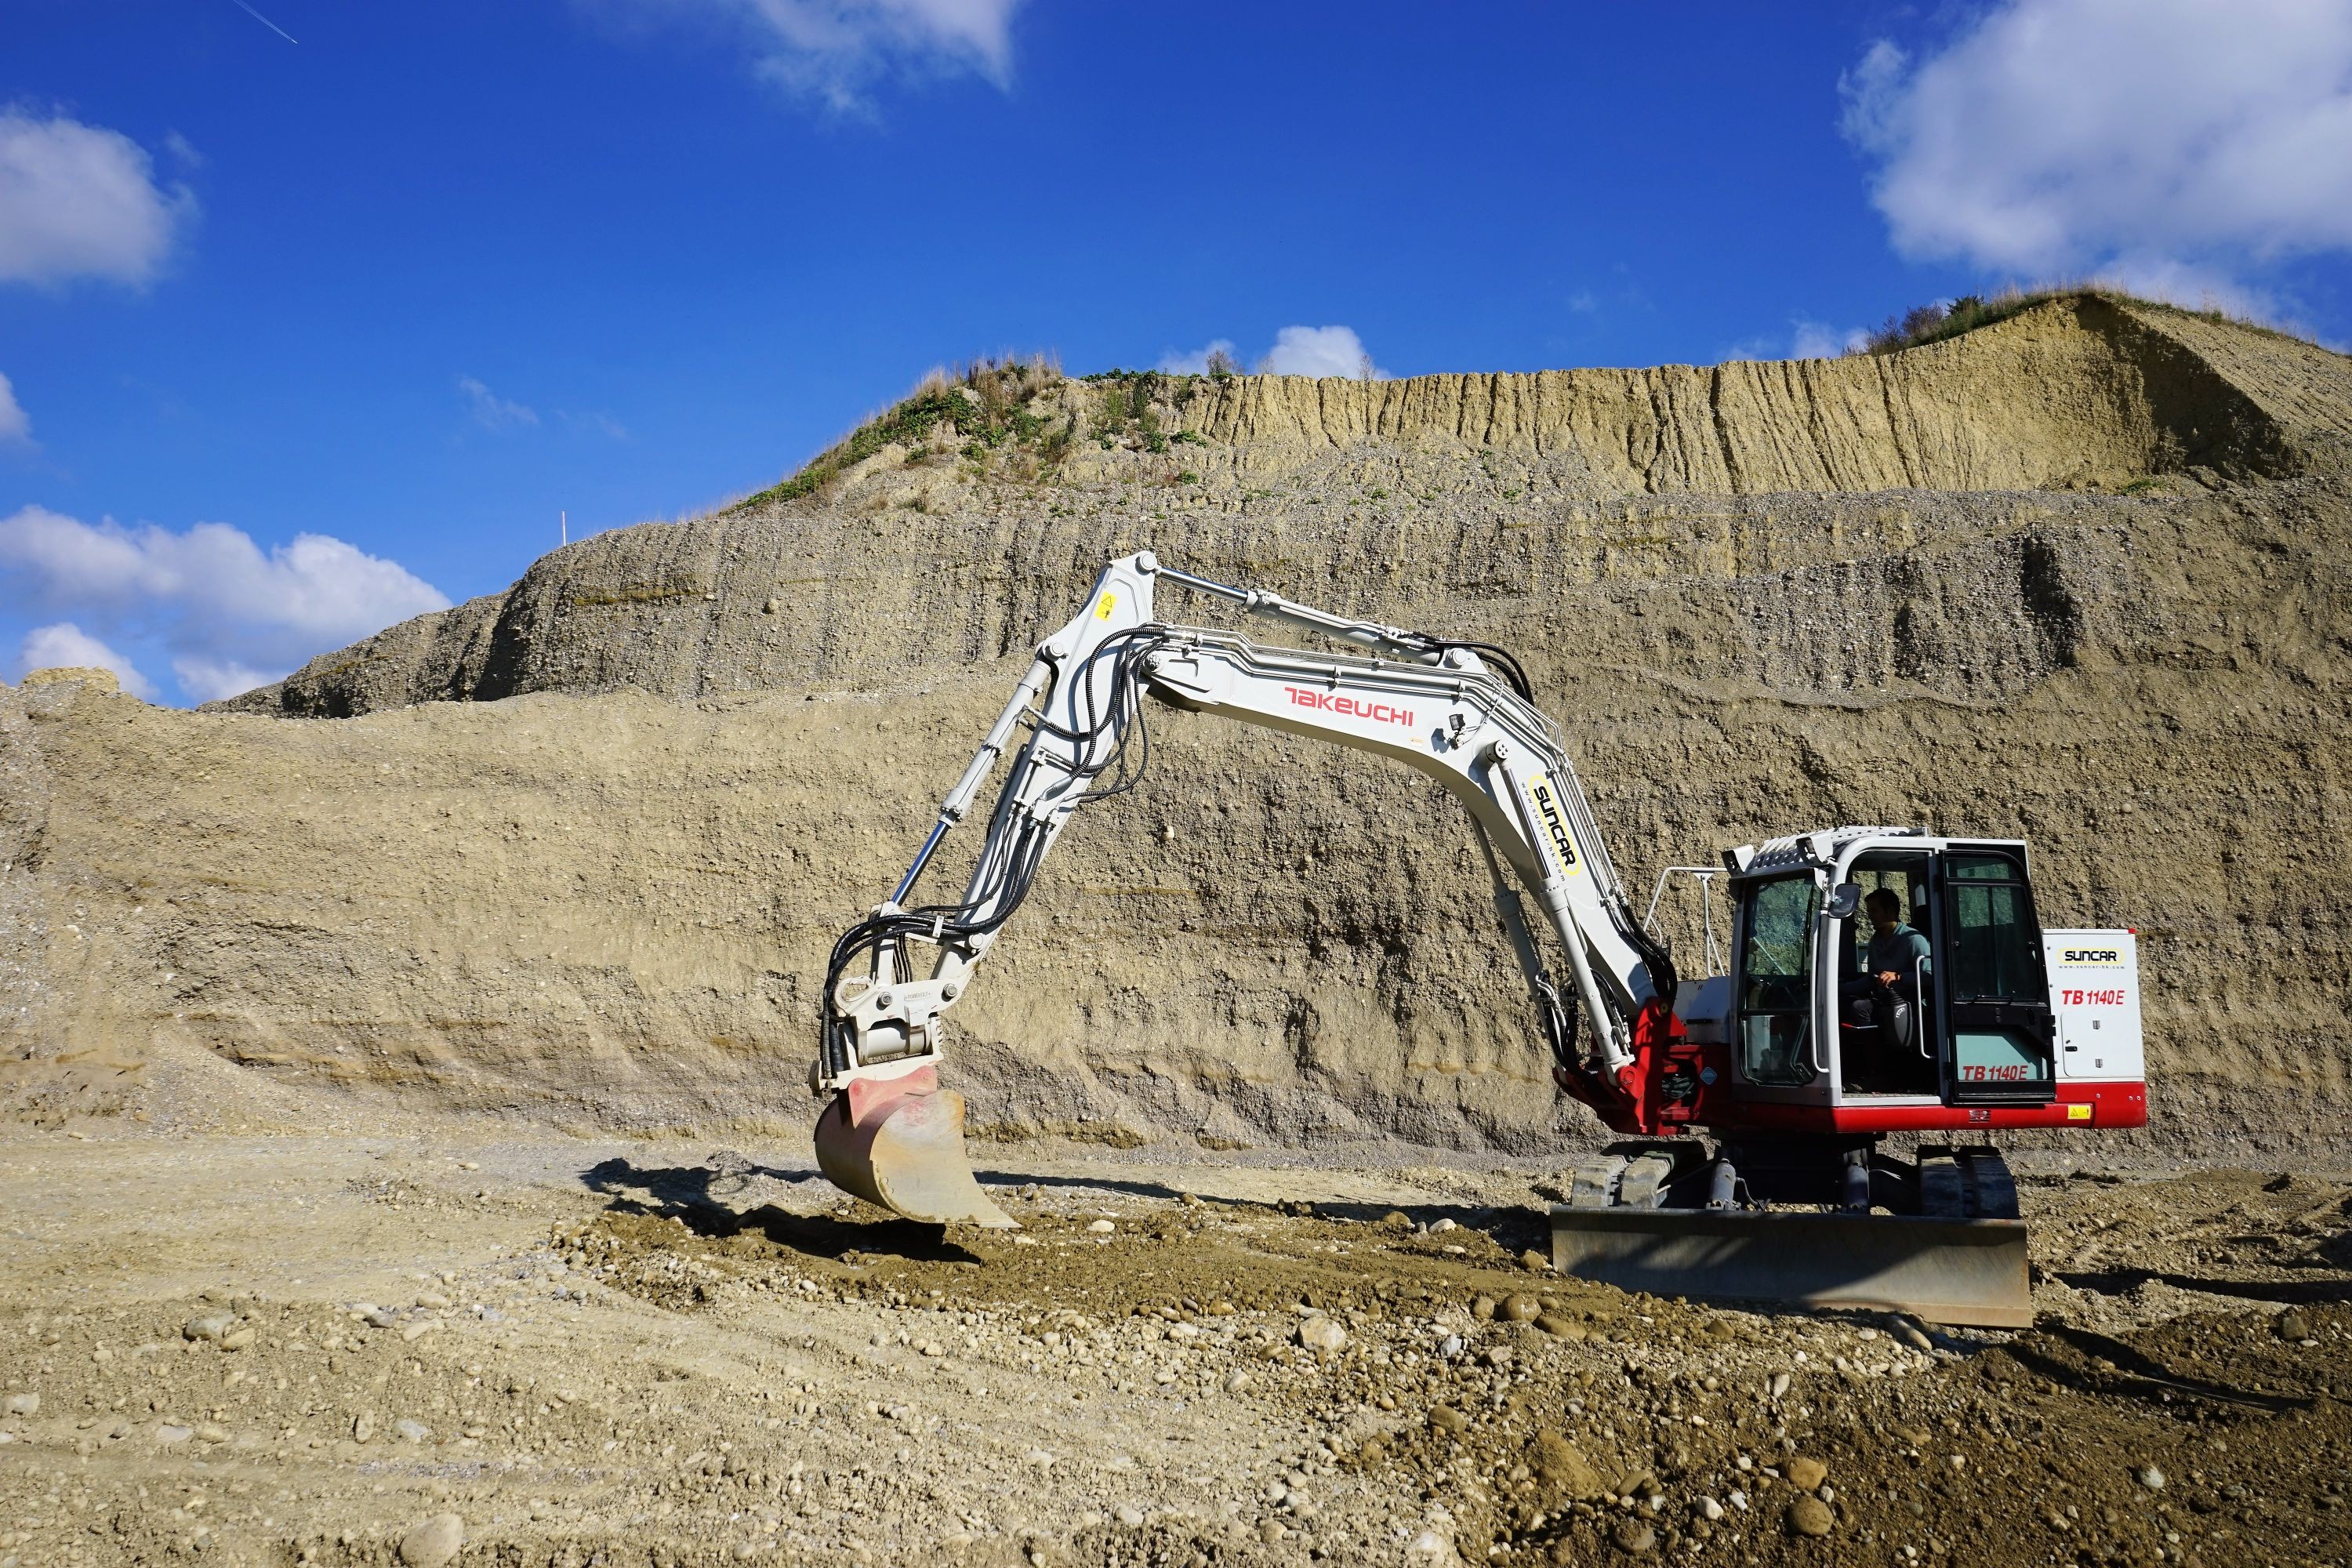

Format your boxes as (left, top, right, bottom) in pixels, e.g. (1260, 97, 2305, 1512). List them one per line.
(814, 1065, 1019, 1229)
(1549, 1207, 2032, 1328)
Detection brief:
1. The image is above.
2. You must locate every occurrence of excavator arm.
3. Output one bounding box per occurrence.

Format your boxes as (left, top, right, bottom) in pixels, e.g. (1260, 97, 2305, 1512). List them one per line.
(811, 552, 1679, 1225)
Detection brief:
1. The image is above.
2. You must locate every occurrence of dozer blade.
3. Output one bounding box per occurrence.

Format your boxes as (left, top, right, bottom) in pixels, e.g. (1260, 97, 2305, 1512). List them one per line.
(1551, 1206, 2031, 1328)
(815, 1065, 1019, 1229)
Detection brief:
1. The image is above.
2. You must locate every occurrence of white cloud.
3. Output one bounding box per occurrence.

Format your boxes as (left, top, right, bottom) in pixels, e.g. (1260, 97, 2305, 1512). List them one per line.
(2094, 256, 2282, 321)
(597, 0, 1024, 111)
(1258, 325, 1385, 379)
(457, 375, 539, 431)
(1156, 338, 1239, 375)
(0, 370, 27, 443)
(0, 505, 450, 703)
(1157, 326, 1388, 379)
(1842, 0, 2352, 281)
(1789, 320, 1868, 360)
(170, 654, 277, 704)
(14, 622, 155, 700)
(0, 109, 196, 287)
(1719, 319, 1871, 364)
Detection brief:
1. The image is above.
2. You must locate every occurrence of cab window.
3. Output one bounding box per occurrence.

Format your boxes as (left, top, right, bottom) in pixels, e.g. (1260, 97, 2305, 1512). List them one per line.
(1738, 876, 1817, 1087)
(1944, 855, 2041, 1002)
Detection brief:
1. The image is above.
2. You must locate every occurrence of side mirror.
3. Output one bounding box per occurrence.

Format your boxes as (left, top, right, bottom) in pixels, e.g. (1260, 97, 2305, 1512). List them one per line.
(1824, 883, 1863, 921)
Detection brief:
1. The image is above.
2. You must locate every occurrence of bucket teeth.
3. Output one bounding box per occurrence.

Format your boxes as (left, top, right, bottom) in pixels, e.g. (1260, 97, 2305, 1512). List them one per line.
(814, 1069, 1018, 1229)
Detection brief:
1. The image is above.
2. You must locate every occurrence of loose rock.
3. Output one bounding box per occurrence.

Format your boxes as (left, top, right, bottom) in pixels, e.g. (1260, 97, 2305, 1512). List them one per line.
(3, 1393, 36, 1417)
(1532, 1432, 1606, 1499)
(398, 1512, 466, 1568)
(1296, 1316, 1346, 1352)
(1786, 1456, 1828, 1490)
(183, 1312, 233, 1343)
(1501, 1293, 1542, 1323)
(353, 1413, 376, 1443)
(1788, 1495, 1835, 1537)
(1610, 1519, 1657, 1555)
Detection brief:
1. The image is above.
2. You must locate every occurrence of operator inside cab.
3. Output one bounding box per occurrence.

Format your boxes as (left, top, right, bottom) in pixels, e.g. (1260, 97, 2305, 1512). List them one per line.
(1840, 888, 1933, 1080)
(1864, 888, 1930, 995)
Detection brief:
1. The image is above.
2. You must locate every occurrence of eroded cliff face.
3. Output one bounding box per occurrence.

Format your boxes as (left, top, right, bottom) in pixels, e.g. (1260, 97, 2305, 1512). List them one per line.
(9, 296, 2350, 1159)
(216, 296, 2333, 724)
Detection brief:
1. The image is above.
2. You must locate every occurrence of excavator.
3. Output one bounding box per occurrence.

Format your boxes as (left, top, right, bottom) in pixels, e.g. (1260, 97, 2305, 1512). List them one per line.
(810, 554, 2147, 1326)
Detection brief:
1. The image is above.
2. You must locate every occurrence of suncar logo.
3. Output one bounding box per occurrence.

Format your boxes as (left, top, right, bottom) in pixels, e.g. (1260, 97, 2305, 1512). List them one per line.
(2061, 947, 2123, 965)
(1283, 687, 1416, 728)
(1527, 774, 1584, 879)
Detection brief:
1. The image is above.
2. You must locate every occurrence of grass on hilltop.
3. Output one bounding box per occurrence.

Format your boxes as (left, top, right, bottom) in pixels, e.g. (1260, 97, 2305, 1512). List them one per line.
(731, 354, 1065, 511)
(1858, 283, 2336, 357)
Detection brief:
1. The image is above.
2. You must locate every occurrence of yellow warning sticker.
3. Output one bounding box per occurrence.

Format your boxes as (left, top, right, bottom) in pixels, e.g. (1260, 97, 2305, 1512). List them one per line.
(2066, 1103, 2092, 1121)
(1094, 592, 1118, 621)
(1526, 773, 1584, 880)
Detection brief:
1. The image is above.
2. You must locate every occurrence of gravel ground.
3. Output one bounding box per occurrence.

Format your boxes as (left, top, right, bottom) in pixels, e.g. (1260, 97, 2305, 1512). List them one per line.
(4, 1125, 2350, 1567)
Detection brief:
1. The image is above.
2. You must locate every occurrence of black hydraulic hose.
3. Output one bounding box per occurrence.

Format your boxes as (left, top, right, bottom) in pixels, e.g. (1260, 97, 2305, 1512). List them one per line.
(1425, 638, 1534, 702)
(819, 629, 1176, 1074)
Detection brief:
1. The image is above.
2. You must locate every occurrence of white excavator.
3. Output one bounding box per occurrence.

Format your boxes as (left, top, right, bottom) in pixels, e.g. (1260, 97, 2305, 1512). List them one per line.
(811, 554, 2147, 1325)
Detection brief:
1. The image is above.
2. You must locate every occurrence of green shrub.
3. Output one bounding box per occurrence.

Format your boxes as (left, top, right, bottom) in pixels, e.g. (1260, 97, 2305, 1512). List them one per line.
(733, 352, 1064, 510)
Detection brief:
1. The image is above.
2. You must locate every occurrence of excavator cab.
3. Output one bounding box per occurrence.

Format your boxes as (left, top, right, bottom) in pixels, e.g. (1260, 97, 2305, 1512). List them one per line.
(1552, 828, 2142, 1327)
(1725, 831, 2061, 1119)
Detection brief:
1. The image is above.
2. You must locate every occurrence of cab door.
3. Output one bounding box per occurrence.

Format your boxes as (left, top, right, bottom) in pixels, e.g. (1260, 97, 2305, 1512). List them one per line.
(1728, 873, 1834, 1110)
(1932, 849, 2058, 1105)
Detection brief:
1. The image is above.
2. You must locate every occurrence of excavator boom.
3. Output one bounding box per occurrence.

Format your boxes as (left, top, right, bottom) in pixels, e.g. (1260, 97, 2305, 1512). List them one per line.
(811, 553, 1671, 1228)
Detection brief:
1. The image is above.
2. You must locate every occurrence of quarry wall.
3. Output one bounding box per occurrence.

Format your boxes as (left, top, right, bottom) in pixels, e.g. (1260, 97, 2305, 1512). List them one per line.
(7, 295, 2350, 1160)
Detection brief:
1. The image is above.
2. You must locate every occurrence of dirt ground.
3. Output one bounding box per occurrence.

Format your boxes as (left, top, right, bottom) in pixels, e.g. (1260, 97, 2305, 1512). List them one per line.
(5, 1116, 2350, 1568)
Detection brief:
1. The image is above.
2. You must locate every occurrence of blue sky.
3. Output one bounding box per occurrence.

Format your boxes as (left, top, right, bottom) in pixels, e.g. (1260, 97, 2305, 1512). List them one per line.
(3, 0, 2349, 704)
